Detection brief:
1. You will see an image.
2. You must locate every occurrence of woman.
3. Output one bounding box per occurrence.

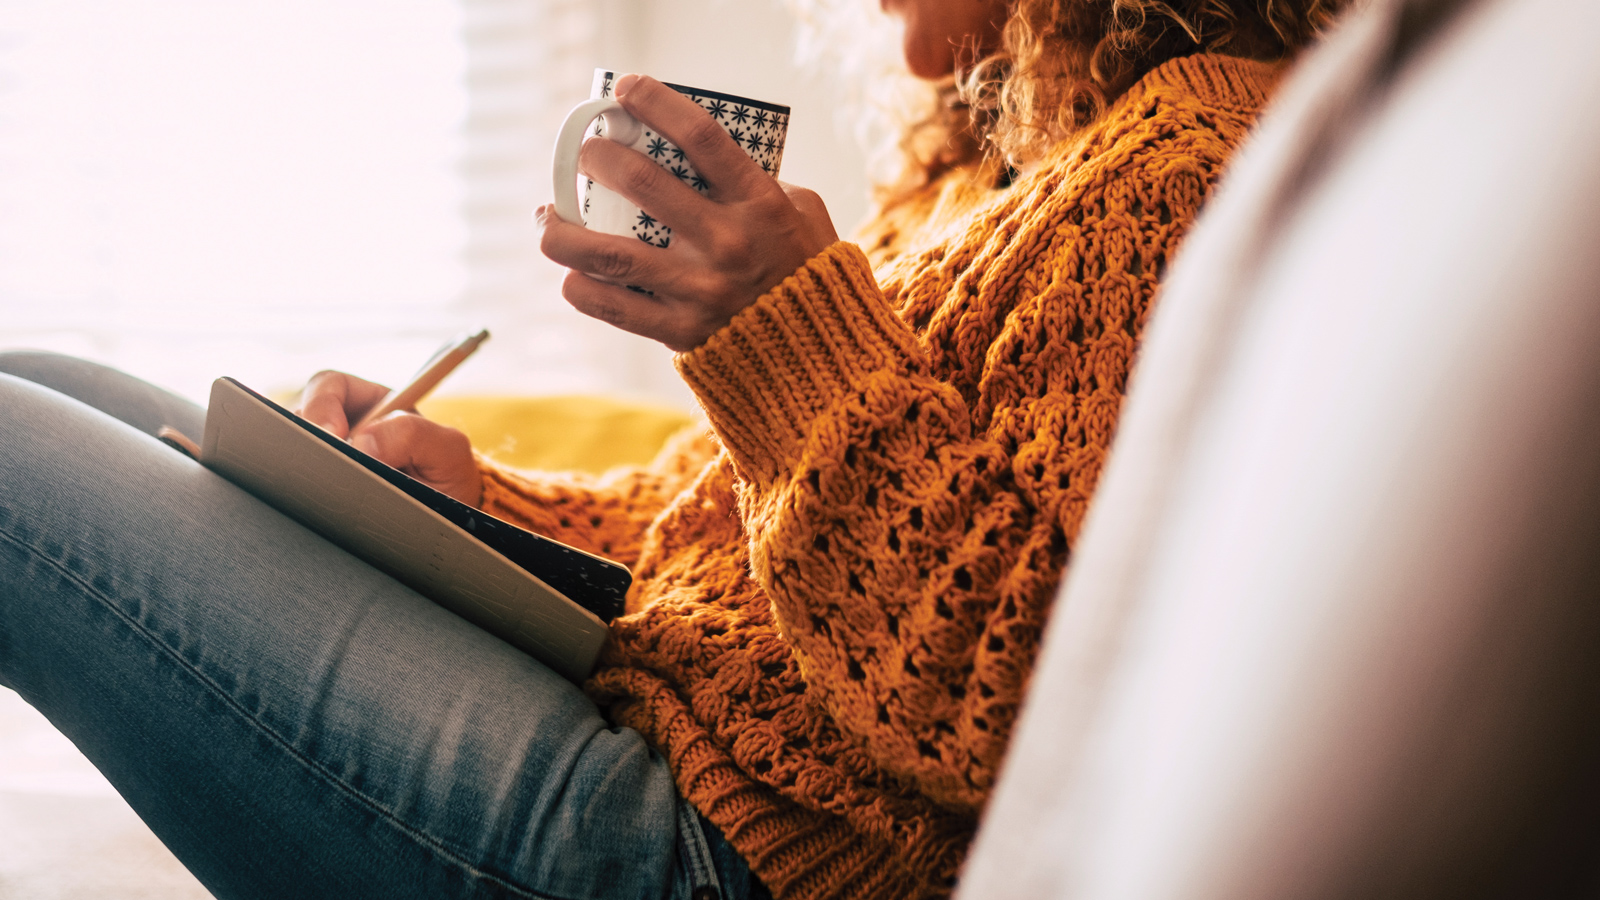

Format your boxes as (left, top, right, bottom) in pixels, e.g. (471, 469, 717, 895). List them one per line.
(0, 0, 1342, 898)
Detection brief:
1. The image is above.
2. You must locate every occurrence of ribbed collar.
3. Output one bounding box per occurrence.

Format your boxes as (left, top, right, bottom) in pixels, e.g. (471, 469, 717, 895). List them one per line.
(1139, 53, 1285, 113)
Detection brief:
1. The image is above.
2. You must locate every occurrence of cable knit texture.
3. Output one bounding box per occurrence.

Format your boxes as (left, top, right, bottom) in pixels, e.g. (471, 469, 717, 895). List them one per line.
(479, 54, 1281, 900)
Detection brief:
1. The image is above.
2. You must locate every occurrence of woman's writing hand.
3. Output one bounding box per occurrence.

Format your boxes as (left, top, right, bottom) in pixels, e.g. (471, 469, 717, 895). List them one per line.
(295, 370, 482, 508)
(536, 74, 839, 352)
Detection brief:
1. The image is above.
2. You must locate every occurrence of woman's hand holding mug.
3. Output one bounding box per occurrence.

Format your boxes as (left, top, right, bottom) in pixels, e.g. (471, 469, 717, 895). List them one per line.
(295, 370, 482, 508)
(537, 73, 838, 352)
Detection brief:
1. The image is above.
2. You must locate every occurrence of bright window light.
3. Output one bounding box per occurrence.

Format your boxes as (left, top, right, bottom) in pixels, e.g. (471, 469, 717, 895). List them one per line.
(0, 0, 470, 401)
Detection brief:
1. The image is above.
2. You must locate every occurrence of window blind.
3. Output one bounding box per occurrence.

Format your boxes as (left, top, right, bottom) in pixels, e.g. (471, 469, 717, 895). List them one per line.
(0, 0, 694, 408)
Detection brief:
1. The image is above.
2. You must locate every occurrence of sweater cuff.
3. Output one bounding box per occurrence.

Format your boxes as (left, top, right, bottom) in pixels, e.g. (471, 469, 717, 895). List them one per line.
(675, 240, 925, 485)
(476, 452, 527, 520)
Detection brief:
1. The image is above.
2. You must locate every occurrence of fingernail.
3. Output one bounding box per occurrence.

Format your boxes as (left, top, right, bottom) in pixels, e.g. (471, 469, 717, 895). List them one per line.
(615, 73, 641, 97)
(351, 432, 377, 456)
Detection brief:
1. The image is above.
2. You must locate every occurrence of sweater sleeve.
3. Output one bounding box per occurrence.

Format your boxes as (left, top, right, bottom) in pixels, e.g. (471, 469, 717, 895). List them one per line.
(477, 424, 718, 568)
(678, 244, 1033, 811)
(675, 106, 1241, 810)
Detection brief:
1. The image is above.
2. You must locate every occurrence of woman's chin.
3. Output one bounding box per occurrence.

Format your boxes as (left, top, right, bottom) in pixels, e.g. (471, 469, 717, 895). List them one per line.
(902, 42, 953, 80)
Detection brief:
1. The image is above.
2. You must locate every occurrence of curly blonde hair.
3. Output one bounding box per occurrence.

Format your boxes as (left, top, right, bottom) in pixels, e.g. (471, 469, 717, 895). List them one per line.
(790, 0, 1349, 206)
(975, 1, 1345, 165)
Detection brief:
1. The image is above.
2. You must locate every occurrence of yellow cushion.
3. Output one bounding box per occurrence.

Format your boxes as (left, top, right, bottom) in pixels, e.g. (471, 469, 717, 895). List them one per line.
(416, 394, 696, 474)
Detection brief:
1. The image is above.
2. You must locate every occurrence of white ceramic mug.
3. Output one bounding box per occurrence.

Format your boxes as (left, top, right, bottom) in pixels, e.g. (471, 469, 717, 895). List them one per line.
(551, 70, 790, 249)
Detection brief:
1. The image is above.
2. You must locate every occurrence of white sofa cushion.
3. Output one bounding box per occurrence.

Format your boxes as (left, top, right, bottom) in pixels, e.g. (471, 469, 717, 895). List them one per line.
(962, 0, 1600, 896)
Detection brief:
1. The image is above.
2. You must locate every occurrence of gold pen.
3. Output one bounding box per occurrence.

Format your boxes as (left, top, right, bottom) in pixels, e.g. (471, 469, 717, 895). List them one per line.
(353, 329, 490, 431)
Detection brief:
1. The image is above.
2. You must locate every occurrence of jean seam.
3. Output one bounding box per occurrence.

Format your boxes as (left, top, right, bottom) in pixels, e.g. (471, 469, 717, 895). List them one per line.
(0, 524, 580, 900)
(676, 802, 723, 899)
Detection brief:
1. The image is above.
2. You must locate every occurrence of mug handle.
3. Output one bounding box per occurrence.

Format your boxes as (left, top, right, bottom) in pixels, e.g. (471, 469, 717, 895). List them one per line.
(551, 98, 645, 225)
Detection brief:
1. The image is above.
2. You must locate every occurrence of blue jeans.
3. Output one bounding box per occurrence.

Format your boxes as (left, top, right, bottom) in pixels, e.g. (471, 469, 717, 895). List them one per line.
(0, 352, 767, 900)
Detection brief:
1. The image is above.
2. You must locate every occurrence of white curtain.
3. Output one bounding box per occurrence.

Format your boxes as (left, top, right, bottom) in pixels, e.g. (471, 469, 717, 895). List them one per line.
(0, 0, 691, 408)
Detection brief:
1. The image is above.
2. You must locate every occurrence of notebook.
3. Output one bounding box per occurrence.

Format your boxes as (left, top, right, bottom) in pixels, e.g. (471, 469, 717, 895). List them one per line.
(198, 377, 629, 682)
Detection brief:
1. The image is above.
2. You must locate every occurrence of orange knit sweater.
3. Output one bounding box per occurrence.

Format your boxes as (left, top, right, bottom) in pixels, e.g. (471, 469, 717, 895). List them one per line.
(480, 54, 1280, 900)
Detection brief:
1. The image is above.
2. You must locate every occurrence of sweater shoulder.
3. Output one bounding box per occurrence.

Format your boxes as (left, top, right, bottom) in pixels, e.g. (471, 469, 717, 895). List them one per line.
(861, 54, 1283, 274)
(1035, 53, 1284, 184)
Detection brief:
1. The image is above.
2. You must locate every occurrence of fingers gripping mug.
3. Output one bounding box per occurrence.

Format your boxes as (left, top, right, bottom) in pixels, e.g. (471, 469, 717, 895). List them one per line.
(551, 70, 790, 249)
